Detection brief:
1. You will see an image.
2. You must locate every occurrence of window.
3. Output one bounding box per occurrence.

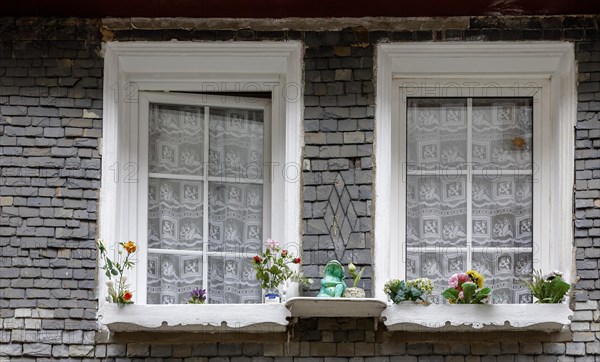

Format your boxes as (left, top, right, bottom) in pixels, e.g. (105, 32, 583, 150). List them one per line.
(98, 42, 303, 319)
(374, 43, 576, 303)
(138, 92, 271, 304)
(400, 89, 539, 304)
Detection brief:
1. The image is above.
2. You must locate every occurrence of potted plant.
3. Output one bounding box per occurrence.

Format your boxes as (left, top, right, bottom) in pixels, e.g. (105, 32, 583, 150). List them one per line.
(252, 239, 310, 303)
(384, 278, 433, 304)
(97, 240, 138, 305)
(441, 270, 491, 304)
(522, 270, 570, 303)
(343, 263, 366, 298)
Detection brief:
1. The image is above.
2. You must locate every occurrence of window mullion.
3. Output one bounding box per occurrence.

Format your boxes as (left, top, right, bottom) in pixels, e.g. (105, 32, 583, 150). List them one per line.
(202, 106, 210, 299)
(466, 97, 473, 272)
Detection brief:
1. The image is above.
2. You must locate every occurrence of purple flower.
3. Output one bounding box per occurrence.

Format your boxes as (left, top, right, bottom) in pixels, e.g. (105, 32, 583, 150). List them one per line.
(191, 288, 207, 301)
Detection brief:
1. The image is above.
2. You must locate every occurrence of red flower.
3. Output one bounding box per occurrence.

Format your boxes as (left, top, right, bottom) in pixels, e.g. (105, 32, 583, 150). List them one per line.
(253, 255, 263, 263)
(281, 250, 288, 257)
(293, 257, 301, 264)
(123, 291, 133, 302)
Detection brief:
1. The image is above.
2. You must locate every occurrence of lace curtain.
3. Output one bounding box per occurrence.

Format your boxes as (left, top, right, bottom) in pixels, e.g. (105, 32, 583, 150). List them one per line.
(147, 103, 263, 304)
(406, 98, 534, 304)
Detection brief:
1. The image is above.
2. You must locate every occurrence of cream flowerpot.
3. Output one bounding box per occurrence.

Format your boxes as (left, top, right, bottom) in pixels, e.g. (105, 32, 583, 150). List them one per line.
(342, 287, 366, 298)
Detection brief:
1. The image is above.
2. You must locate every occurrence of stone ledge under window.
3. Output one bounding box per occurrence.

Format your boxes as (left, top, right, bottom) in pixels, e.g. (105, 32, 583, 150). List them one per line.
(381, 303, 573, 332)
(285, 297, 388, 318)
(97, 303, 290, 333)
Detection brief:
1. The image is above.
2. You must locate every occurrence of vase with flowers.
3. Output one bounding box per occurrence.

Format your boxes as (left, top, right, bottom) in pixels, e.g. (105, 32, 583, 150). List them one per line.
(252, 239, 311, 303)
(97, 240, 138, 305)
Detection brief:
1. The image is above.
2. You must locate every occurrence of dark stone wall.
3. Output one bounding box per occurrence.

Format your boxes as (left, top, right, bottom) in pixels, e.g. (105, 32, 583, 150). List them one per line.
(0, 14, 599, 360)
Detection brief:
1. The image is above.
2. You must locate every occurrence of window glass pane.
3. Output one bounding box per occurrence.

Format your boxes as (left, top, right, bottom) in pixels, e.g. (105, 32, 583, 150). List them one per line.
(208, 256, 261, 304)
(472, 98, 532, 170)
(208, 107, 264, 179)
(405, 96, 534, 304)
(148, 178, 203, 251)
(472, 175, 532, 248)
(149, 104, 204, 175)
(146, 99, 266, 304)
(147, 253, 203, 304)
(208, 182, 263, 253)
(406, 98, 467, 171)
(472, 251, 533, 304)
(406, 175, 467, 248)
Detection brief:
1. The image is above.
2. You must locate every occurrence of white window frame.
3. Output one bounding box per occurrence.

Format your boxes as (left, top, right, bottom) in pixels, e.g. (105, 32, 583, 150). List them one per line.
(98, 42, 303, 330)
(374, 43, 576, 301)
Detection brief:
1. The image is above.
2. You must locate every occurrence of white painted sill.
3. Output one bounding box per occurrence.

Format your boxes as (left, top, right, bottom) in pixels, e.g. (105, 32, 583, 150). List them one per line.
(381, 303, 573, 332)
(97, 303, 290, 333)
(97, 301, 572, 333)
(286, 297, 387, 318)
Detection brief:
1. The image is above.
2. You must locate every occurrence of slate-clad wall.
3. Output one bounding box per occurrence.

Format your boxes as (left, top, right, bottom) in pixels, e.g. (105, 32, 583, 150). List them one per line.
(0, 15, 599, 360)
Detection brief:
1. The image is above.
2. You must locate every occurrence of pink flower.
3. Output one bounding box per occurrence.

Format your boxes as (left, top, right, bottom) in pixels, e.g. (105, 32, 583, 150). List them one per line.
(265, 238, 279, 250)
(458, 291, 464, 299)
(457, 273, 470, 285)
(449, 274, 459, 288)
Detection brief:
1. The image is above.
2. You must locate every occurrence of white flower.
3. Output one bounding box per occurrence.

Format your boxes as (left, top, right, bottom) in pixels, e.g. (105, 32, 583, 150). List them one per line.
(121, 276, 127, 283)
(106, 281, 114, 288)
(265, 238, 280, 250)
(348, 263, 357, 272)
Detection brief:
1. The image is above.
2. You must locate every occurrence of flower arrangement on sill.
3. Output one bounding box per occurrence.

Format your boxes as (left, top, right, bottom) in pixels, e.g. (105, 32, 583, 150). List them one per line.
(252, 239, 311, 300)
(97, 240, 137, 305)
(522, 270, 570, 303)
(188, 288, 207, 304)
(442, 270, 491, 304)
(384, 278, 433, 304)
(343, 263, 366, 298)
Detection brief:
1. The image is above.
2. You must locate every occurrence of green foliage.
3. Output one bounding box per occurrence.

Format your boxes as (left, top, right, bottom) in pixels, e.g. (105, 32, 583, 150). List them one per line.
(522, 270, 570, 303)
(348, 263, 364, 288)
(384, 279, 431, 303)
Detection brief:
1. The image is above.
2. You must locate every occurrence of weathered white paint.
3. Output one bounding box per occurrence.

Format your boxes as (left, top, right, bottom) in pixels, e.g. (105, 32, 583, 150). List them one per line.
(97, 303, 290, 332)
(381, 303, 573, 331)
(374, 42, 576, 300)
(286, 297, 387, 317)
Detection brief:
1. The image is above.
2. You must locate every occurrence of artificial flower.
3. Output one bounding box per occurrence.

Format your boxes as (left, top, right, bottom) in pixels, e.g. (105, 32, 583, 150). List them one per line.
(123, 241, 137, 254)
(252, 239, 310, 291)
(466, 269, 485, 289)
(265, 238, 279, 250)
(188, 288, 207, 304)
(123, 291, 133, 302)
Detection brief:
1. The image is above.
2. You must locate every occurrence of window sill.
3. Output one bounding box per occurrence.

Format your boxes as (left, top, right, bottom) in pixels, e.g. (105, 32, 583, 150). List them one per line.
(381, 303, 573, 332)
(97, 303, 290, 333)
(285, 297, 387, 318)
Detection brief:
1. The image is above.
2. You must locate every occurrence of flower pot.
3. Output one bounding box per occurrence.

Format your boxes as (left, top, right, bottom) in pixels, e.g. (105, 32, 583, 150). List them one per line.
(342, 287, 366, 298)
(264, 288, 281, 304)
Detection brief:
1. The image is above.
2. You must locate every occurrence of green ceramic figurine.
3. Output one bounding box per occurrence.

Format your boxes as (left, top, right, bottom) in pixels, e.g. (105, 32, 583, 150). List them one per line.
(316, 260, 346, 298)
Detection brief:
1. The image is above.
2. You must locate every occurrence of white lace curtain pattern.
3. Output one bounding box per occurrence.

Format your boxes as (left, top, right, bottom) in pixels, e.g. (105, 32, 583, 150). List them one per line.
(147, 103, 264, 304)
(406, 98, 534, 304)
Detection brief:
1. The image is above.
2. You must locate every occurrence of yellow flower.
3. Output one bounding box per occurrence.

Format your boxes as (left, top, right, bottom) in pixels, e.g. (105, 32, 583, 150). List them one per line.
(467, 269, 484, 289)
(123, 241, 137, 254)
